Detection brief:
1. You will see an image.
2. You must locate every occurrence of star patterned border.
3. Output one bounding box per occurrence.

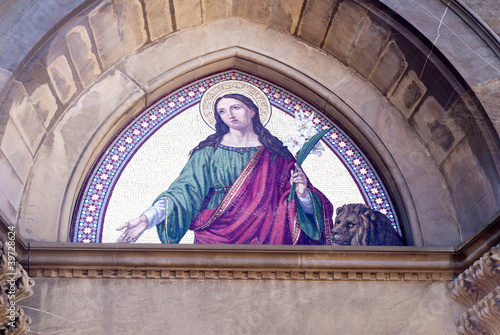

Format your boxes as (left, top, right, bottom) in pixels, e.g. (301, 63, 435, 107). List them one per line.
(71, 70, 401, 243)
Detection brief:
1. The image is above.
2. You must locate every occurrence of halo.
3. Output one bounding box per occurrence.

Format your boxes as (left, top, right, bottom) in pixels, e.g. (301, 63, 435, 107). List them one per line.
(200, 80, 272, 130)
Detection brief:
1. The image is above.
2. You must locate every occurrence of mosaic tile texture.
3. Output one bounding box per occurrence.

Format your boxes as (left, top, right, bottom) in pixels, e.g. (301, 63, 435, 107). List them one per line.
(71, 70, 401, 243)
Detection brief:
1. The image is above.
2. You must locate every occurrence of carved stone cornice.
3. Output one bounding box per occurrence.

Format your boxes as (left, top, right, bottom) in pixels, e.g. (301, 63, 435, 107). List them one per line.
(29, 267, 455, 281)
(454, 217, 500, 275)
(450, 244, 500, 307)
(1, 215, 500, 284)
(450, 242, 500, 334)
(26, 242, 457, 281)
(454, 286, 500, 335)
(0, 241, 34, 334)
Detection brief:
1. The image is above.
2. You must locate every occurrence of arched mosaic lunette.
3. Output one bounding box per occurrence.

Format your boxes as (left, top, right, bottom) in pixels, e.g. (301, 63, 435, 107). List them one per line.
(71, 70, 401, 243)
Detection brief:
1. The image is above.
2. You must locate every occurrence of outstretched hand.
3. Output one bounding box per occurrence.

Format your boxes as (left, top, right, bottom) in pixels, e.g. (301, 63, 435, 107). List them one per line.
(115, 215, 149, 243)
(291, 163, 308, 198)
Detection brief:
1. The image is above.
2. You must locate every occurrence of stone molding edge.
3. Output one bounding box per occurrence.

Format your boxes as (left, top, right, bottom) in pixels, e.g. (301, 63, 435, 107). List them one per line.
(26, 243, 457, 282)
(29, 267, 454, 282)
(447, 0, 500, 58)
(1, 217, 500, 282)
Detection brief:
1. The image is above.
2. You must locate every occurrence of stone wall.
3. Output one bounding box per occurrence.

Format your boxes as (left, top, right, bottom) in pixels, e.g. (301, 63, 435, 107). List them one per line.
(0, 2, 499, 334)
(24, 277, 461, 334)
(0, 2, 499, 247)
(462, 0, 500, 35)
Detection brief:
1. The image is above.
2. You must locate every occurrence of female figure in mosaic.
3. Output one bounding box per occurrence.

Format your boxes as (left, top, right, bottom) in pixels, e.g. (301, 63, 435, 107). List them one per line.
(116, 82, 333, 245)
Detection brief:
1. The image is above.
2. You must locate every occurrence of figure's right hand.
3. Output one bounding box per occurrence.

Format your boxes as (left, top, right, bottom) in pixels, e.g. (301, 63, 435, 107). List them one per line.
(115, 215, 149, 243)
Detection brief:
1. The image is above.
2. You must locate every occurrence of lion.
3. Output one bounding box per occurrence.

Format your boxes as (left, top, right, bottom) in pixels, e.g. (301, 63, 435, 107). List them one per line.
(332, 204, 404, 246)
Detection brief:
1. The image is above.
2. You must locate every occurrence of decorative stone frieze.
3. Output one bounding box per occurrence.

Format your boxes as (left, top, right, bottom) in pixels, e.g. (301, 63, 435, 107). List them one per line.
(450, 244, 500, 307)
(450, 244, 500, 334)
(28, 267, 454, 282)
(455, 287, 500, 335)
(24, 241, 459, 282)
(0, 241, 34, 335)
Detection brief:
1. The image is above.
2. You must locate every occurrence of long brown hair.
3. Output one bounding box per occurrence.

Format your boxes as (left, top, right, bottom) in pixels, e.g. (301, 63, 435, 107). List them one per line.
(190, 94, 292, 160)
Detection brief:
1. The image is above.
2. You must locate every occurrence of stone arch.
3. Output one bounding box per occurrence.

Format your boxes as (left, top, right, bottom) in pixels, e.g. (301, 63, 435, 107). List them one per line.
(0, 0, 498, 247)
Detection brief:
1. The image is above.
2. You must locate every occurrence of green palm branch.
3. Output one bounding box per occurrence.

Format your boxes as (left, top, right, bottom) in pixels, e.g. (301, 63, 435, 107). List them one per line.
(289, 127, 333, 202)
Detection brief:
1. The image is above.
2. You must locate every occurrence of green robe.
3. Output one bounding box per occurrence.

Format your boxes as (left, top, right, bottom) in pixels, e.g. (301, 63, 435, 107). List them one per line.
(154, 144, 326, 244)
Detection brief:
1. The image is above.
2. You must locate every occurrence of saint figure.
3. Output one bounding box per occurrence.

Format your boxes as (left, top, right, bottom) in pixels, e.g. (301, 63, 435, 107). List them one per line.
(116, 82, 334, 244)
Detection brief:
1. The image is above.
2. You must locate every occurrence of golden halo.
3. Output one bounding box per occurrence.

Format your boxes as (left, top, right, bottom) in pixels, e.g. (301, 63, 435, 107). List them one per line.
(200, 80, 272, 130)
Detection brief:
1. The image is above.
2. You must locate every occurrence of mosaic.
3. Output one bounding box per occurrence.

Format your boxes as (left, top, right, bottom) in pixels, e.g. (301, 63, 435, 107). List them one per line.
(71, 70, 401, 243)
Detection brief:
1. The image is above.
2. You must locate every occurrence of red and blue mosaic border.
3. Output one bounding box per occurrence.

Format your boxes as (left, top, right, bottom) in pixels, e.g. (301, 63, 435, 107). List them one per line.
(71, 70, 401, 243)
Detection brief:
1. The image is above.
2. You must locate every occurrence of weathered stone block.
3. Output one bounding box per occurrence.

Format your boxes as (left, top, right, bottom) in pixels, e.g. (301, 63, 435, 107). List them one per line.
(323, 1, 368, 62)
(47, 55, 78, 105)
(39, 25, 74, 70)
(446, 97, 479, 137)
(435, 24, 469, 61)
(66, 25, 101, 88)
(19, 61, 63, 131)
(202, 0, 231, 22)
(411, 96, 468, 165)
(439, 135, 480, 193)
(384, 0, 441, 40)
(114, 0, 147, 54)
(347, 16, 391, 79)
(7, 84, 45, 155)
(369, 41, 407, 95)
(458, 187, 497, 237)
(462, 0, 500, 34)
(441, 126, 500, 236)
(459, 49, 499, 85)
(435, 22, 498, 86)
(389, 70, 427, 119)
(30, 83, 59, 131)
(0, 152, 23, 212)
(19, 70, 143, 241)
(0, 0, 88, 72)
(57, 70, 142, 163)
(402, 161, 460, 245)
(0, 26, 31, 73)
(231, 0, 244, 17)
(0, 71, 14, 133)
(241, 0, 273, 26)
(122, 25, 204, 86)
(485, 18, 500, 35)
(173, 0, 202, 30)
(449, 158, 495, 224)
(441, 8, 486, 52)
(89, 2, 124, 69)
(472, 78, 500, 135)
(269, 0, 303, 33)
(144, 0, 174, 41)
(0, 188, 16, 225)
(1, 118, 33, 182)
(0, 68, 11, 97)
(334, 77, 460, 246)
(297, 0, 337, 46)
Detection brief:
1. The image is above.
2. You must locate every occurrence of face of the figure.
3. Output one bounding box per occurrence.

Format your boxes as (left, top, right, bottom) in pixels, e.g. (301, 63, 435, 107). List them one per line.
(216, 97, 256, 132)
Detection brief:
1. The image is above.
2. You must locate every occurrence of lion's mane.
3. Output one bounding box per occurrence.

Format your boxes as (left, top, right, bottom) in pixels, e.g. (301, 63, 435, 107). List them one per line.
(332, 204, 404, 246)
